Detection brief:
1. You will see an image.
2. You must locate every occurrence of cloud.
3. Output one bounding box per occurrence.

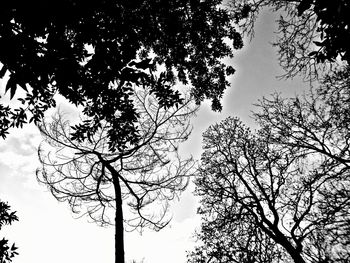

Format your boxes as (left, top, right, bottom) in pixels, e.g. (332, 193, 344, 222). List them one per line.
(125, 215, 201, 263)
(0, 136, 35, 156)
(171, 182, 199, 223)
(0, 125, 43, 194)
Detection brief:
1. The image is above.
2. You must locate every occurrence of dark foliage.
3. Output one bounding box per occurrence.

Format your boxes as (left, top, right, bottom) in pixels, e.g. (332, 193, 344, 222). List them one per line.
(297, 0, 350, 63)
(0, 201, 18, 263)
(0, 0, 241, 151)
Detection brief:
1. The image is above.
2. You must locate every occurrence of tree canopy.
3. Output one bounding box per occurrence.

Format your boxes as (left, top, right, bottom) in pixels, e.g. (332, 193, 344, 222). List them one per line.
(0, 0, 242, 151)
(188, 3, 350, 261)
(37, 85, 197, 263)
(229, 0, 350, 80)
(188, 82, 350, 263)
(296, 0, 350, 64)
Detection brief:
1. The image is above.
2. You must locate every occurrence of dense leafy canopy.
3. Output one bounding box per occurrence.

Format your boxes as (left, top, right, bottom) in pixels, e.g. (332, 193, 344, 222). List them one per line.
(0, 201, 18, 263)
(297, 0, 350, 63)
(0, 0, 242, 151)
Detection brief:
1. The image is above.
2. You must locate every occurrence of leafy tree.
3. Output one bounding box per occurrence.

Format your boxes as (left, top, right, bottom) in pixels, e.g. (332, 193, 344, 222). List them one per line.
(36, 86, 197, 263)
(0, 0, 242, 150)
(228, 0, 350, 80)
(296, 0, 350, 64)
(0, 201, 18, 263)
(189, 85, 350, 263)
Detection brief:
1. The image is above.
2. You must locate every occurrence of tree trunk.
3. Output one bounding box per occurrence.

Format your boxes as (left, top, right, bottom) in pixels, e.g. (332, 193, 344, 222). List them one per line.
(113, 175, 125, 263)
(274, 232, 306, 263)
(261, 223, 306, 263)
(283, 245, 306, 263)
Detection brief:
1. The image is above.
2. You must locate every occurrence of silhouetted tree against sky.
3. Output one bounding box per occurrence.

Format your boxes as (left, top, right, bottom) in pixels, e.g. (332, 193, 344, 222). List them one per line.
(0, 0, 242, 150)
(0, 201, 18, 263)
(188, 208, 287, 263)
(189, 84, 350, 263)
(254, 74, 350, 170)
(36, 86, 197, 263)
(228, 0, 350, 80)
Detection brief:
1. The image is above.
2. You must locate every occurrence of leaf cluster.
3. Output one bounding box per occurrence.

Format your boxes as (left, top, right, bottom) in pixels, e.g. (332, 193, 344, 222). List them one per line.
(0, 201, 18, 263)
(0, 0, 242, 150)
(298, 0, 350, 63)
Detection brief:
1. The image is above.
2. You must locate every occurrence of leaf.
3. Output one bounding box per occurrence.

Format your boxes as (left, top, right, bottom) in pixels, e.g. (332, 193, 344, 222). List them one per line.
(129, 58, 152, 70)
(5, 76, 17, 100)
(17, 98, 26, 104)
(11, 243, 17, 250)
(0, 65, 7, 78)
(308, 51, 318, 57)
(313, 41, 323, 47)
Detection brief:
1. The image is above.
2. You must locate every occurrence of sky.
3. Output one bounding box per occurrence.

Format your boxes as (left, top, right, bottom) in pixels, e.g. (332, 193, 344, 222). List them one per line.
(0, 9, 307, 263)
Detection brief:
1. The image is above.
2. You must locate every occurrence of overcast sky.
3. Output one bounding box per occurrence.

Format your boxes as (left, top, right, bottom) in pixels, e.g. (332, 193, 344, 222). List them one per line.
(0, 9, 307, 263)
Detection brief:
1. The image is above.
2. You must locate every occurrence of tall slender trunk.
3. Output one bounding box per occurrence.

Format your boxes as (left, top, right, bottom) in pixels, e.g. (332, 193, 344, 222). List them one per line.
(113, 174, 125, 263)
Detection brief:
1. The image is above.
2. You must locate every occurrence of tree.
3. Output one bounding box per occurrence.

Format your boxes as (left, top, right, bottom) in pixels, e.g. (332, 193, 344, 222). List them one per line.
(0, 0, 242, 150)
(254, 71, 350, 170)
(296, 0, 350, 64)
(188, 210, 287, 263)
(36, 86, 197, 263)
(0, 201, 18, 263)
(228, 0, 350, 80)
(189, 85, 350, 263)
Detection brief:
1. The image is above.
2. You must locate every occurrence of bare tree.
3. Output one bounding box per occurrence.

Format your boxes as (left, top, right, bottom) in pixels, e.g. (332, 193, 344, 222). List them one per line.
(189, 84, 350, 263)
(254, 77, 350, 169)
(36, 86, 197, 263)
